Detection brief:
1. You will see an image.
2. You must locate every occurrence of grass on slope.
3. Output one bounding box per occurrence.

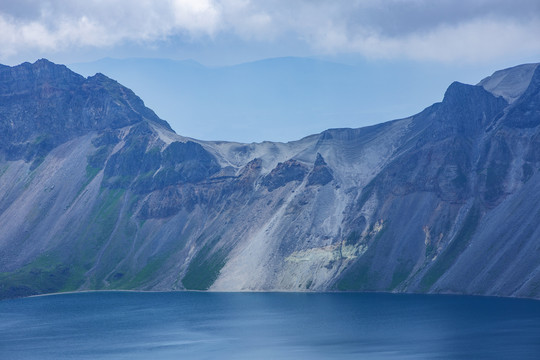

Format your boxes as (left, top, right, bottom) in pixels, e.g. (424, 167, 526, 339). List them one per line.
(182, 236, 227, 290)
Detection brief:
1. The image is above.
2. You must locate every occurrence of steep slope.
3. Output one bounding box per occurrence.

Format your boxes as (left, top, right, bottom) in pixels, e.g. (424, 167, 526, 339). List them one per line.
(1, 59, 540, 300)
(478, 63, 538, 103)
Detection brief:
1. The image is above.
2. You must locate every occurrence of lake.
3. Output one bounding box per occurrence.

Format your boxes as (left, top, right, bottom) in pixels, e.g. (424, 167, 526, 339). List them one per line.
(1, 291, 540, 359)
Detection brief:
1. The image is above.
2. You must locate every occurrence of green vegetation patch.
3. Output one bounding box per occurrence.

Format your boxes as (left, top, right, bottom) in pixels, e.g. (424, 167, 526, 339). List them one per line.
(87, 145, 111, 169)
(419, 205, 481, 291)
(85, 165, 101, 185)
(335, 263, 372, 291)
(121, 255, 168, 289)
(388, 261, 413, 290)
(117, 221, 192, 289)
(182, 236, 228, 290)
(0, 254, 86, 300)
(74, 188, 125, 259)
(334, 221, 388, 291)
(64, 188, 133, 289)
(89, 189, 125, 245)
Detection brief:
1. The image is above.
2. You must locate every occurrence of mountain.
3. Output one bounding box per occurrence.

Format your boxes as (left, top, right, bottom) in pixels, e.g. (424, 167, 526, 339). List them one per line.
(1, 59, 540, 300)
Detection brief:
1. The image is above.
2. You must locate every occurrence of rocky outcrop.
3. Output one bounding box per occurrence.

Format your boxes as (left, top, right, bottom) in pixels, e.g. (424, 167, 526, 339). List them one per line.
(261, 159, 308, 191)
(0, 59, 170, 164)
(307, 153, 333, 186)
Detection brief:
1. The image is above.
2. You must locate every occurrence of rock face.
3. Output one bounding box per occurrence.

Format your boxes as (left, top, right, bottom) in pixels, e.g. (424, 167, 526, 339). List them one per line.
(261, 159, 308, 191)
(307, 153, 333, 186)
(1, 60, 540, 300)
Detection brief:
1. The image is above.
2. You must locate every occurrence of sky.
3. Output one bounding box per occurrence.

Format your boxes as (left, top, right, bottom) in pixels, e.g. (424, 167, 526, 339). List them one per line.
(1, 0, 540, 142)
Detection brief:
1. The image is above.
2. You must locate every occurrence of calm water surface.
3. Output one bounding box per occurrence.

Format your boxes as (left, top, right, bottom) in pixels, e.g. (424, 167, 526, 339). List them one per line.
(1, 291, 540, 359)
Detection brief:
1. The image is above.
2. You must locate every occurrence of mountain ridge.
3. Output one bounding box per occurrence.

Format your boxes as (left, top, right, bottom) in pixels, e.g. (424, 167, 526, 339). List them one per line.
(1, 59, 540, 300)
(478, 62, 539, 103)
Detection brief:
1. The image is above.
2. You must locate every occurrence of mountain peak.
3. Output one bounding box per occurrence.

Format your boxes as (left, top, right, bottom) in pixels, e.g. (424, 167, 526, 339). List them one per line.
(29, 58, 82, 77)
(0, 59, 172, 162)
(478, 63, 539, 103)
(33, 58, 56, 66)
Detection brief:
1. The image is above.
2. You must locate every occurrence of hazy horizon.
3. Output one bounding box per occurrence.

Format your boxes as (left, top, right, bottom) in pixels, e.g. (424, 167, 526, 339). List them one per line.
(66, 55, 524, 143)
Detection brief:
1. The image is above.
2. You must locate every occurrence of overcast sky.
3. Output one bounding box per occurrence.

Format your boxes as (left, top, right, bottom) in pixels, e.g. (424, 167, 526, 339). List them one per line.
(1, 0, 540, 66)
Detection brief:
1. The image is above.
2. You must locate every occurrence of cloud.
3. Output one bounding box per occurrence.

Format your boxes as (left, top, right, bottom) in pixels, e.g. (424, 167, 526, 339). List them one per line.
(0, 0, 223, 58)
(0, 13, 109, 57)
(311, 16, 540, 63)
(171, 0, 221, 35)
(1, 0, 539, 63)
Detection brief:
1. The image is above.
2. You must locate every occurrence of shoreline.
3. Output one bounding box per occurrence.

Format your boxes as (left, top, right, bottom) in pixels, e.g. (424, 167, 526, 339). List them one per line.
(16, 289, 540, 303)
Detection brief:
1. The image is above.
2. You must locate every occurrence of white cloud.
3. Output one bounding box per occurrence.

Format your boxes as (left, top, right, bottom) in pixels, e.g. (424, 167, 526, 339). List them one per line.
(0, 14, 111, 57)
(313, 17, 540, 63)
(0, 0, 226, 58)
(0, 0, 539, 64)
(171, 0, 222, 36)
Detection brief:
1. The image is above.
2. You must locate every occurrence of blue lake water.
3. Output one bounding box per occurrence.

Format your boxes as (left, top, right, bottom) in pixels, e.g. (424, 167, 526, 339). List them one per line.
(1, 291, 540, 359)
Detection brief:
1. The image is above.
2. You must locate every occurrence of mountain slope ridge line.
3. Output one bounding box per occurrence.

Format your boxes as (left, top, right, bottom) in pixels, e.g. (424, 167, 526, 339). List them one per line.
(1, 59, 540, 300)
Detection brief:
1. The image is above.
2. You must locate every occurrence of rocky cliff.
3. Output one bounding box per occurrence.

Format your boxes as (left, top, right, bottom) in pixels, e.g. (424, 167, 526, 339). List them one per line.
(1, 59, 540, 300)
